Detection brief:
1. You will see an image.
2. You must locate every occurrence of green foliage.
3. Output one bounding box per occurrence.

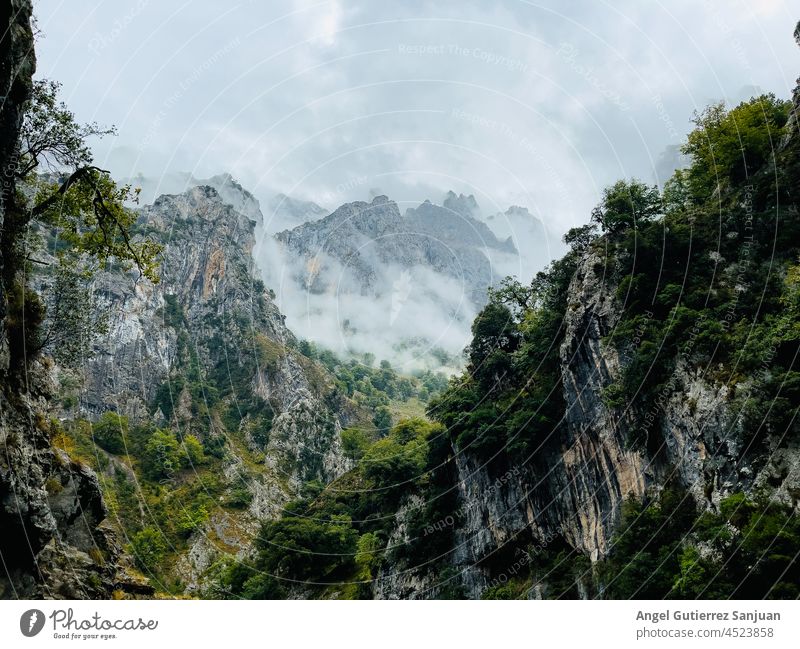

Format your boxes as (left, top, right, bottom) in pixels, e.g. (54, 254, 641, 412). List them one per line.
(222, 417, 446, 598)
(254, 513, 358, 584)
(180, 434, 206, 467)
(599, 487, 697, 598)
(372, 406, 392, 435)
(429, 242, 580, 461)
(129, 527, 167, 573)
(159, 294, 185, 328)
(91, 411, 129, 455)
(599, 491, 800, 599)
(2, 78, 161, 375)
(32, 170, 161, 282)
(18, 80, 161, 282)
(43, 257, 109, 368)
(361, 422, 428, 500)
(175, 500, 211, 538)
(299, 339, 448, 409)
(142, 429, 182, 480)
(682, 94, 791, 200)
(590, 179, 661, 233)
(224, 486, 253, 509)
(340, 427, 372, 461)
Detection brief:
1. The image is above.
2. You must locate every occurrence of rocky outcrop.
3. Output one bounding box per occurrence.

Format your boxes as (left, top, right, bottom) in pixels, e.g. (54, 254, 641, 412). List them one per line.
(62, 181, 359, 592)
(0, 0, 35, 370)
(0, 0, 149, 600)
(781, 22, 800, 145)
(374, 495, 439, 599)
(0, 0, 34, 215)
(275, 194, 514, 308)
(378, 243, 800, 599)
(0, 361, 150, 598)
(83, 183, 353, 485)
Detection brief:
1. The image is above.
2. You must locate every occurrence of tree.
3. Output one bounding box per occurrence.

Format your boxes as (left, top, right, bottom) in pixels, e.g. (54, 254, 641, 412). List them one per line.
(129, 527, 167, 572)
(591, 179, 661, 233)
(341, 427, 372, 461)
(562, 223, 597, 254)
(41, 258, 109, 368)
(1, 79, 160, 375)
(488, 277, 534, 320)
(92, 411, 129, 455)
(372, 406, 392, 435)
(682, 94, 791, 200)
(180, 434, 206, 467)
(142, 429, 181, 480)
(361, 421, 428, 493)
(468, 301, 519, 389)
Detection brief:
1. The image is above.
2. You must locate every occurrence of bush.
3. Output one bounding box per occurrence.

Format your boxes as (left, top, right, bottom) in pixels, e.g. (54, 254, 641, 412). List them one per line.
(142, 429, 181, 479)
(129, 527, 167, 572)
(92, 411, 129, 454)
(180, 434, 206, 467)
(341, 427, 372, 461)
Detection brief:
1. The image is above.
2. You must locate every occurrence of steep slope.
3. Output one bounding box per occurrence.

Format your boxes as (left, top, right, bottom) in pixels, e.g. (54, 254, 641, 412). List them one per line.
(226, 26, 800, 600)
(275, 194, 514, 307)
(47, 182, 367, 594)
(0, 0, 148, 599)
(377, 71, 800, 598)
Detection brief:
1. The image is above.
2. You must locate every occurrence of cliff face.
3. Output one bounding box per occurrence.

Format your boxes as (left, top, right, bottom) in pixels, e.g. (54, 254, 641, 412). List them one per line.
(377, 245, 800, 599)
(59, 180, 361, 593)
(84, 182, 351, 487)
(0, 370, 148, 597)
(0, 0, 148, 599)
(376, 51, 800, 595)
(275, 194, 514, 307)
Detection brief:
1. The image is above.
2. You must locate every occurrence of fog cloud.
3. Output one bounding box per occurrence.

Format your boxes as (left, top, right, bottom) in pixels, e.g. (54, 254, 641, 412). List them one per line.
(35, 0, 798, 240)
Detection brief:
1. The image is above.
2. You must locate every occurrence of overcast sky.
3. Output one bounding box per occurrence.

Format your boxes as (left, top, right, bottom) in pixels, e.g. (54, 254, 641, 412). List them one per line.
(34, 0, 799, 235)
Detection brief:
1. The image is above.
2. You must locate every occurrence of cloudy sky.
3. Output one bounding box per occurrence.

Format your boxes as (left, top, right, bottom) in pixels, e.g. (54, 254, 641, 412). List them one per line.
(35, 0, 798, 235)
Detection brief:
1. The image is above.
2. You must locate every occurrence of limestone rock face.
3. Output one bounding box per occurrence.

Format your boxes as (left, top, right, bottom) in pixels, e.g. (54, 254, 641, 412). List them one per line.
(275, 194, 514, 308)
(84, 183, 350, 485)
(0, 361, 149, 598)
(63, 181, 357, 593)
(378, 246, 800, 599)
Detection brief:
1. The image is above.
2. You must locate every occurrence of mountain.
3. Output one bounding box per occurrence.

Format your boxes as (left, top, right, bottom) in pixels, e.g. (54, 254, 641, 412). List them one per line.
(60, 182, 370, 593)
(275, 194, 514, 306)
(263, 193, 327, 233)
(219, 23, 800, 600)
(266, 193, 526, 370)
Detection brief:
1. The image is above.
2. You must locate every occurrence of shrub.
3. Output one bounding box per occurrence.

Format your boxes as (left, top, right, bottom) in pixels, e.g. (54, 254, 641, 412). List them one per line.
(129, 527, 167, 572)
(142, 429, 181, 479)
(92, 411, 129, 454)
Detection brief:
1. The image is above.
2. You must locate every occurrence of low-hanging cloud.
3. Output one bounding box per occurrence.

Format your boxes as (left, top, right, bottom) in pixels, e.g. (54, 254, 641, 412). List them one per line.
(34, 0, 797, 247)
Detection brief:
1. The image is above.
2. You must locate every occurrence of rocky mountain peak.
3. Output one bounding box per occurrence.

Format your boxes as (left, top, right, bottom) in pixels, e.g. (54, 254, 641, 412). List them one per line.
(405, 198, 516, 254)
(442, 190, 480, 218)
(265, 192, 327, 232)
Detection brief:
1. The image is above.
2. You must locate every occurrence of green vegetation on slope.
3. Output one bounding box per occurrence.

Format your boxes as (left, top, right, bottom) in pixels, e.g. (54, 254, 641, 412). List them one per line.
(224, 91, 800, 600)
